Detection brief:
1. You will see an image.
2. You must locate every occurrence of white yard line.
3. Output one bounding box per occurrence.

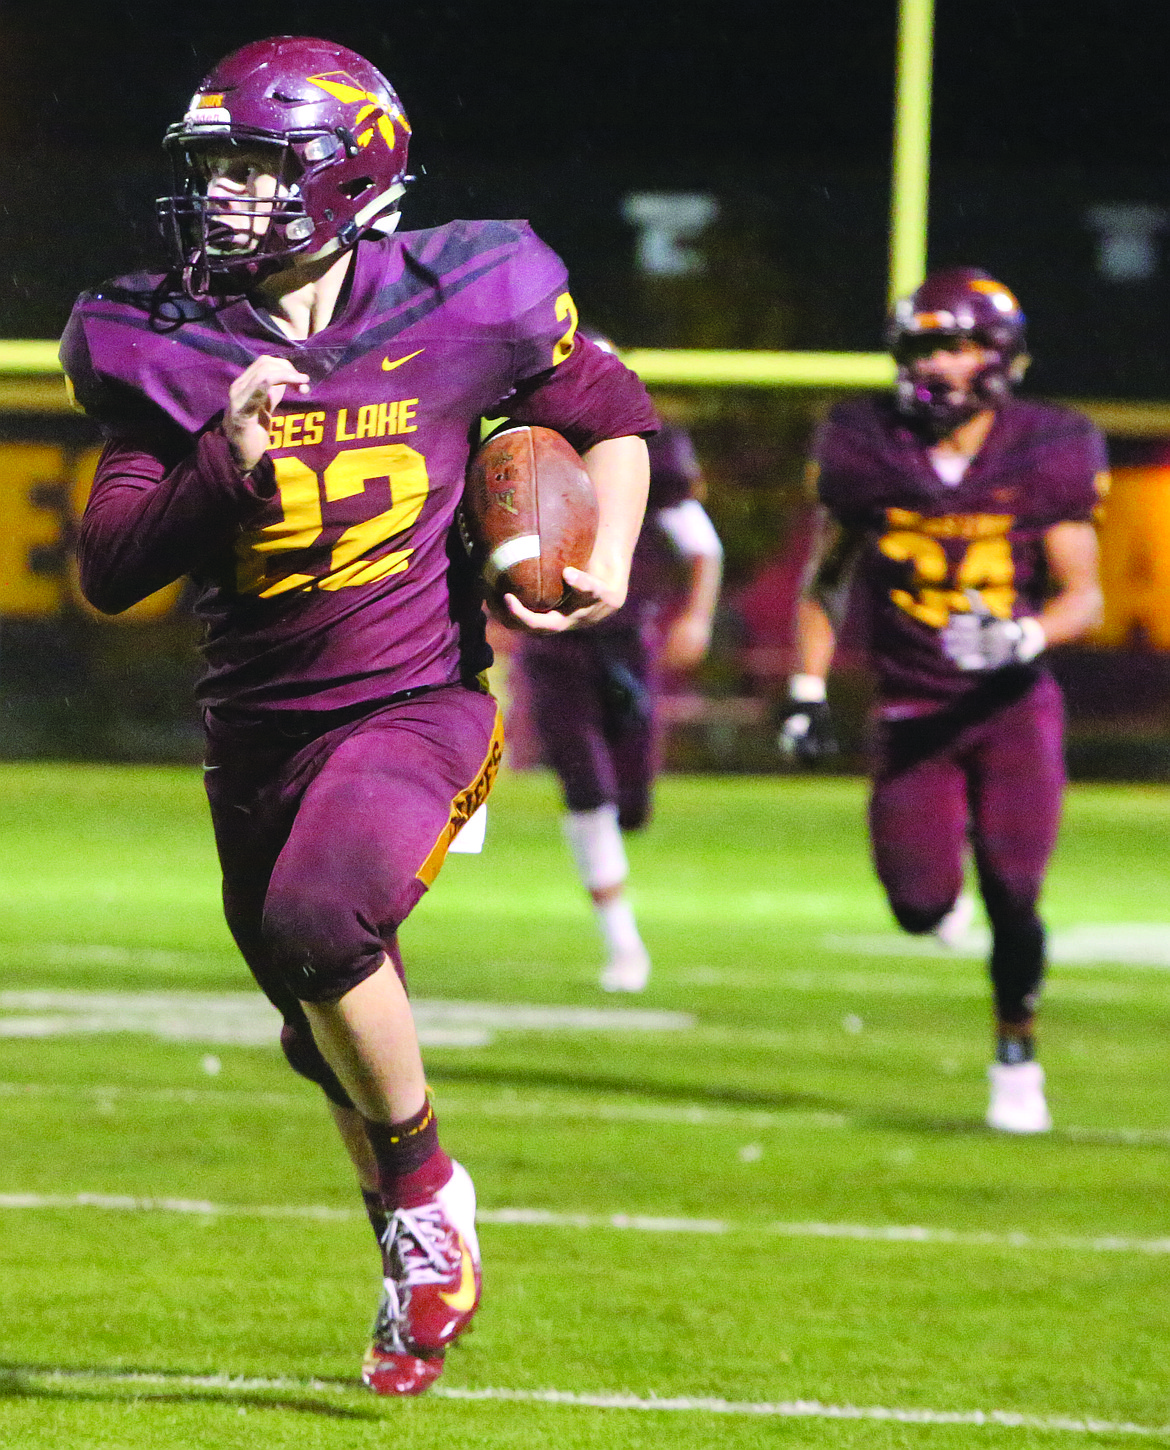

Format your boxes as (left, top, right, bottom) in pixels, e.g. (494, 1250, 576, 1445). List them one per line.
(14, 1368, 1169, 1437)
(0, 1192, 357, 1220)
(2, 1079, 1167, 1145)
(0, 991, 692, 1046)
(824, 923, 1170, 969)
(1, 1191, 1167, 1255)
(435, 1385, 1170, 1436)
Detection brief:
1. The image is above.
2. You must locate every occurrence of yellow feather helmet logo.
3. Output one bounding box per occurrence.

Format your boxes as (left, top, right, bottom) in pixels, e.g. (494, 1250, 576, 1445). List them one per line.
(306, 71, 410, 151)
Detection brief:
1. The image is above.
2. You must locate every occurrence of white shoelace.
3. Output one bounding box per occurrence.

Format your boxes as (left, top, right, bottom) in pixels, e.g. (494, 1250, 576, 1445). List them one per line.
(384, 1203, 460, 1288)
(370, 1202, 464, 1351)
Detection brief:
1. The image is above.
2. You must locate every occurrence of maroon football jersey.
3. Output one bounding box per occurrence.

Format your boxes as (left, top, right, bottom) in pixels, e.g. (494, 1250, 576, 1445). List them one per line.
(62, 221, 657, 712)
(814, 395, 1108, 706)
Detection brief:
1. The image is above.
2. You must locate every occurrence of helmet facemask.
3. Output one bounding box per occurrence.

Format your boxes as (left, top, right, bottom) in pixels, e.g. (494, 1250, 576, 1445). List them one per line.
(159, 136, 302, 290)
(159, 128, 403, 296)
(893, 333, 1007, 439)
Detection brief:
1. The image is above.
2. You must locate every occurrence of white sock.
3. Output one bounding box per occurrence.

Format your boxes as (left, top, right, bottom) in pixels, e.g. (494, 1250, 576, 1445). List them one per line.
(596, 896, 644, 957)
(562, 805, 628, 891)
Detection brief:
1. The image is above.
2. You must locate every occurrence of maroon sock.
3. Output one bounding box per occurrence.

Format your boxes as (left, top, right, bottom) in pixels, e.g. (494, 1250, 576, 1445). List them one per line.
(364, 1098, 452, 1210)
(362, 1187, 390, 1247)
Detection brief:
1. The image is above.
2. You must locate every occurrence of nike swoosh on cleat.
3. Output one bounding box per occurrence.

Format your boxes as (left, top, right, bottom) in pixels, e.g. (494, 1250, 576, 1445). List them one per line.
(382, 348, 425, 371)
(438, 1245, 477, 1313)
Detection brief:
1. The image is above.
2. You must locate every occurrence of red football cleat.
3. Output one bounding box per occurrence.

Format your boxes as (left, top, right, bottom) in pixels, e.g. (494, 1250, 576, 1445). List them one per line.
(361, 1158, 481, 1393)
(361, 1341, 445, 1396)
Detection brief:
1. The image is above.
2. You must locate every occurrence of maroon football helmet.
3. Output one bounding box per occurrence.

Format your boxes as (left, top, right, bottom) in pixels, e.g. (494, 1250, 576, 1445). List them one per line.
(157, 36, 411, 292)
(887, 268, 1028, 435)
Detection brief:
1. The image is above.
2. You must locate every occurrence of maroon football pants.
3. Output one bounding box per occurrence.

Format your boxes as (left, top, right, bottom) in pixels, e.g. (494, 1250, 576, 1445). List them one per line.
(203, 683, 501, 1104)
(868, 669, 1065, 1025)
(520, 627, 657, 830)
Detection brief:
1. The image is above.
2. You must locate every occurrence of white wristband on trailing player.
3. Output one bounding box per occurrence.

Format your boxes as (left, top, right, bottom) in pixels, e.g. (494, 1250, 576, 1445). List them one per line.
(789, 673, 827, 703)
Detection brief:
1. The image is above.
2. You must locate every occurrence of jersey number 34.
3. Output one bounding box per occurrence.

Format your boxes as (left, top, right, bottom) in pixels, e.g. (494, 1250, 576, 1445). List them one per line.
(878, 527, 1015, 628)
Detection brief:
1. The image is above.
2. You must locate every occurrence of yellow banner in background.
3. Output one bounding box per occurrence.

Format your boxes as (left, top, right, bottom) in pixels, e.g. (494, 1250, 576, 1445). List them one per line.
(0, 443, 182, 622)
(1092, 466, 1170, 649)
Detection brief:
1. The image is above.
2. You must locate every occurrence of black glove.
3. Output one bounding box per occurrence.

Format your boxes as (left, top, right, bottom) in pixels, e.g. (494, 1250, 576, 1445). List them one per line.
(775, 692, 837, 764)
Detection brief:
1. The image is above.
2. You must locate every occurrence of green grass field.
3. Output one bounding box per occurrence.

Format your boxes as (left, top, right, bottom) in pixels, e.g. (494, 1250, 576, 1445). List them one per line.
(0, 762, 1168, 1449)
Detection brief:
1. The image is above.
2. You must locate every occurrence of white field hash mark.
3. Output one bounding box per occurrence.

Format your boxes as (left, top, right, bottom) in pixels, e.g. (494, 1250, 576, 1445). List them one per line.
(2, 1191, 1169, 1256)
(17, 1369, 1170, 1437)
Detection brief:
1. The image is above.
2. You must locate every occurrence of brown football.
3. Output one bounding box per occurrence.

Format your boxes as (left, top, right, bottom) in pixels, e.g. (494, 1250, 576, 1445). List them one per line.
(462, 425, 598, 612)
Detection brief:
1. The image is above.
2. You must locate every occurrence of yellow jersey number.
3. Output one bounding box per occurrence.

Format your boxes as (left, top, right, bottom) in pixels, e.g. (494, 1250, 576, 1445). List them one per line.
(236, 443, 429, 597)
(552, 292, 579, 366)
(878, 527, 1015, 628)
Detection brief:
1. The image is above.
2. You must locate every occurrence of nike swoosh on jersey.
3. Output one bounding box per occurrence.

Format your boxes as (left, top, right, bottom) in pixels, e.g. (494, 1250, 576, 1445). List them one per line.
(381, 348, 425, 371)
(438, 1244, 477, 1312)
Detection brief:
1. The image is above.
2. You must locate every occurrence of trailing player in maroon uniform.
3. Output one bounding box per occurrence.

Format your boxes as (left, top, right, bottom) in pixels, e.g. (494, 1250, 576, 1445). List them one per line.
(61, 37, 653, 1395)
(518, 396, 723, 991)
(779, 268, 1106, 1134)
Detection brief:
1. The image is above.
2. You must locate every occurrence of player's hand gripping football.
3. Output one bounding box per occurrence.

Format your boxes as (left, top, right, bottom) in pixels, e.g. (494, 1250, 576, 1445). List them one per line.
(503, 562, 626, 632)
(940, 590, 1046, 672)
(775, 677, 838, 765)
(225, 355, 311, 474)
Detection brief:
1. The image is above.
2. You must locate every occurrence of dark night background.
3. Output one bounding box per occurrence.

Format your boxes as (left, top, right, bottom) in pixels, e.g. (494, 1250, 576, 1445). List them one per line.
(3, 0, 1170, 396)
(4, 0, 1170, 767)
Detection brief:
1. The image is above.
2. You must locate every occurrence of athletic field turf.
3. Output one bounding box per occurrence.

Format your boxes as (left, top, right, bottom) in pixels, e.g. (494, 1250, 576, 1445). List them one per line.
(0, 762, 1167, 1449)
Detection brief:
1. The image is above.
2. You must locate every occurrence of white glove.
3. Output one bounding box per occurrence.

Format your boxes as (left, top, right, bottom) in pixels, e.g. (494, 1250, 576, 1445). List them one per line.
(940, 591, 1046, 672)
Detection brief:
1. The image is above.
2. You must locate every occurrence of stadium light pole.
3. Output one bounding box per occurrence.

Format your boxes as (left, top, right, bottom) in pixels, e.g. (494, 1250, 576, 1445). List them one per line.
(888, 0, 935, 307)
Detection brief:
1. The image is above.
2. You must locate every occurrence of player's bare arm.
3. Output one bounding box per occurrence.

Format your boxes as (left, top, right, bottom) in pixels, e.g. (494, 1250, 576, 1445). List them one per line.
(506, 434, 650, 632)
(224, 354, 310, 473)
(794, 594, 837, 680)
(655, 496, 724, 671)
(661, 549, 722, 670)
(794, 509, 865, 677)
(1035, 519, 1103, 646)
(778, 510, 863, 761)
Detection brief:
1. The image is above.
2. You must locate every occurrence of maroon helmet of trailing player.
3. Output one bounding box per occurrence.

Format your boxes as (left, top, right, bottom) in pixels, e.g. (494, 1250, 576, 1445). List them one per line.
(157, 35, 411, 292)
(887, 268, 1028, 436)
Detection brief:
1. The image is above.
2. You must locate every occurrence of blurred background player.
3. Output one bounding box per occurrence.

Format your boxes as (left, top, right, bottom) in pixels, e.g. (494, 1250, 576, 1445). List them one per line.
(778, 268, 1106, 1133)
(62, 38, 653, 1394)
(517, 347, 722, 991)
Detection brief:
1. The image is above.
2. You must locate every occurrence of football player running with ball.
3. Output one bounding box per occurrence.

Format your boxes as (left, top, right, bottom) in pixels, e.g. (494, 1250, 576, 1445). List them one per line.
(779, 269, 1106, 1134)
(62, 36, 653, 1394)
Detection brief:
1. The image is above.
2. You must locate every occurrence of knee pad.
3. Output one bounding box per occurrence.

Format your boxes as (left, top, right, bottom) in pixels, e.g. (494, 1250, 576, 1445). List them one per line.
(262, 880, 388, 1003)
(562, 804, 628, 891)
(889, 899, 952, 935)
(279, 1021, 355, 1109)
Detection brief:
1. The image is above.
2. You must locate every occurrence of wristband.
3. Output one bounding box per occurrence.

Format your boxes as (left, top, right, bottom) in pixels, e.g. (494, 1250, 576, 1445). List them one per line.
(790, 673, 827, 704)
